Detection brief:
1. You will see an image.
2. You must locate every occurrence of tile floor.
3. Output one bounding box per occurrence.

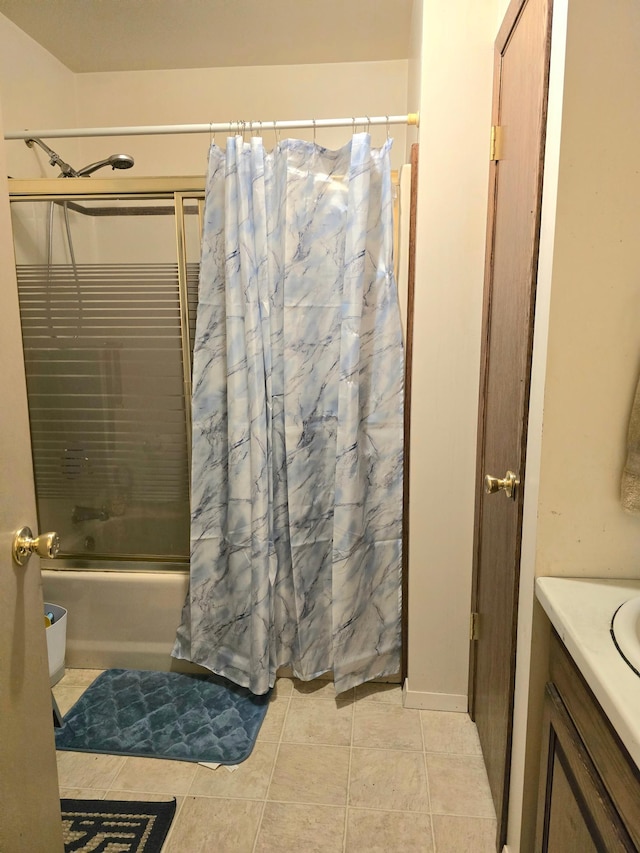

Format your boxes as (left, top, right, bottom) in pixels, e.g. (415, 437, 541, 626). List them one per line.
(53, 670, 497, 852)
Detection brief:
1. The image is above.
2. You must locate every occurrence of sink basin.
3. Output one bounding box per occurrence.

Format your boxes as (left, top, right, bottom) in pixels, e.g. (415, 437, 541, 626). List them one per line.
(611, 596, 640, 676)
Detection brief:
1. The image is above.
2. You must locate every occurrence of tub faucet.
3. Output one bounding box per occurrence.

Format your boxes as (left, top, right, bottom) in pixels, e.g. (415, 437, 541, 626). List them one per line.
(72, 505, 110, 524)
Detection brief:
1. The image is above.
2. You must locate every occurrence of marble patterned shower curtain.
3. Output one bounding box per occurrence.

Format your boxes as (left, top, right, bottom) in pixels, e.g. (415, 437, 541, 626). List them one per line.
(172, 133, 404, 695)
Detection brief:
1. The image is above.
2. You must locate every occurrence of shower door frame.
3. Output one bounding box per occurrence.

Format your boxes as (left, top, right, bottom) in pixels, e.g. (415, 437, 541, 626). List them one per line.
(8, 177, 205, 568)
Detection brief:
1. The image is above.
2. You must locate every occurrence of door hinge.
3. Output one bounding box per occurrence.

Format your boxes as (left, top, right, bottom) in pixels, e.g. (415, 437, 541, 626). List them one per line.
(490, 125, 504, 161)
(470, 612, 480, 641)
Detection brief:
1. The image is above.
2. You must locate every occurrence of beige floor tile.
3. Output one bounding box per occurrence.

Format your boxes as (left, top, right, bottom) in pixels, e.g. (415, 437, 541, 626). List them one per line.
(52, 686, 86, 716)
(60, 788, 106, 800)
(353, 702, 423, 751)
(282, 698, 353, 746)
(56, 751, 126, 791)
(292, 678, 347, 699)
(189, 742, 277, 799)
(105, 791, 183, 806)
(354, 682, 404, 705)
(255, 802, 346, 853)
(349, 748, 430, 813)
(346, 807, 434, 852)
(56, 668, 103, 688)
(432, 814, 498, 852)
(268, 743, 350, 806)
(427, 754, 496, 818)
(257, 691, 290, 742)
(110, 756, 197, 795)
(272, 677, 294, 697)
(420, 710, 482, 755)
(163, 796, 262, 853)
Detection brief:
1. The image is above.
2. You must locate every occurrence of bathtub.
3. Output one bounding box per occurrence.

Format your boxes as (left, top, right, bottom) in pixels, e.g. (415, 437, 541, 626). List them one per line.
(41, 568, 205, 673)
(42, 567, 400, 684)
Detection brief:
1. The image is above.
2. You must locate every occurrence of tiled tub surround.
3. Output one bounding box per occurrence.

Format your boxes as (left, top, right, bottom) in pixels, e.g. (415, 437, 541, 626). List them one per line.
(54, 672, 496, 852)
(536, 577, 640, 769)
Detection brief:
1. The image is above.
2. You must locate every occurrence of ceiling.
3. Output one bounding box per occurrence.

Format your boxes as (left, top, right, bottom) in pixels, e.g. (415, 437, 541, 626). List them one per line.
(0, 0, 413, 73)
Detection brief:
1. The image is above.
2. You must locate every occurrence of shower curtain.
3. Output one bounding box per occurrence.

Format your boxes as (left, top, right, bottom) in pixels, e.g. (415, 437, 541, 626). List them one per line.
(172, 132, 404, 695)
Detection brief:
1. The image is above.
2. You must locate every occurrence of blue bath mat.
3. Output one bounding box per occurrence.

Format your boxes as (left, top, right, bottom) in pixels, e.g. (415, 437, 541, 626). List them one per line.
(55, 669, 270, 764)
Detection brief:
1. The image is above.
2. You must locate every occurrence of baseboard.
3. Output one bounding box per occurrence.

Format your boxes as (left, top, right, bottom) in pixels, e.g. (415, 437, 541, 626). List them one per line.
(402, 679, 468, 712)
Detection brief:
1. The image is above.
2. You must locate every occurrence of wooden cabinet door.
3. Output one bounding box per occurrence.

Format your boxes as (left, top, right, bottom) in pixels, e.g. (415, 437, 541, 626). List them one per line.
(536, 684, 635, 852)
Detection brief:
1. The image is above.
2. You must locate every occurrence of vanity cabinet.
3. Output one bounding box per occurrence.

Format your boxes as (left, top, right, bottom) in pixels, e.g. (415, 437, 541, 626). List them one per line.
(536, 631, 640, 852)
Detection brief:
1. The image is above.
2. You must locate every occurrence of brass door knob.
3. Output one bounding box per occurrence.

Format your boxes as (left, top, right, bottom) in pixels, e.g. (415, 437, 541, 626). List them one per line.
(484, 471, 519, 500)
(12, 526, 60, 566)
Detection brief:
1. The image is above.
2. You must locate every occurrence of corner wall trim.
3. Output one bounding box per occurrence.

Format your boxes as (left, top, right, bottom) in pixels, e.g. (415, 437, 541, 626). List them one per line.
(402, 680, 468, 712)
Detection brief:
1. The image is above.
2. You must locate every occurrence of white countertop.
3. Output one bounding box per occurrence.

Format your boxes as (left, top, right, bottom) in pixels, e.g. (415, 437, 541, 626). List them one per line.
(536, 576, 640, 769)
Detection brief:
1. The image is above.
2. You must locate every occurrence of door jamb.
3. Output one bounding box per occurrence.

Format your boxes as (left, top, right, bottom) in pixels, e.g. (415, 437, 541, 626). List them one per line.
(401, 144, 419, 679)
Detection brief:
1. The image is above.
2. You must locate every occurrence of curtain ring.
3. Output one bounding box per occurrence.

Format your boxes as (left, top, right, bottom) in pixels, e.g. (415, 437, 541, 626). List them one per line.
(352, 117, 356, 134)
(313, 119, 317, 144)
(386, 115, 390, 140)
(366, 116, 371, 135)
(209, 122, 215, 147)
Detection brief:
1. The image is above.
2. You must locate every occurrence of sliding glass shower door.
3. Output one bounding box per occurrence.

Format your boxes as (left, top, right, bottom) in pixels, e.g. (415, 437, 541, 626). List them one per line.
(9, 178, 204, 567)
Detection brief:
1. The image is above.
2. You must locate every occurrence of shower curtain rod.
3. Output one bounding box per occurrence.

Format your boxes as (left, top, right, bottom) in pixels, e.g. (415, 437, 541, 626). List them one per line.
(4, 113, 419, 141)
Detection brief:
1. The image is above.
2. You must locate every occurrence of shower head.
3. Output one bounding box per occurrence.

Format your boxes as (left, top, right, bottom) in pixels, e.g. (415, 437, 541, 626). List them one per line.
(75, 154, 135, 177)
(25, 138, 135, 178)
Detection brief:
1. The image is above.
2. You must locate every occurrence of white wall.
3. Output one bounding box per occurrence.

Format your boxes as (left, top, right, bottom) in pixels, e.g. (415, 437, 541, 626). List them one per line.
(508, 0, 640, 848)
(405, 0, 423, 159)
(72, 61, 409, 175)
(534, 0, 640, 581)
(0, 9, 409, 175)
(405, 0, 500, 709)
(0, 13, 79, 176)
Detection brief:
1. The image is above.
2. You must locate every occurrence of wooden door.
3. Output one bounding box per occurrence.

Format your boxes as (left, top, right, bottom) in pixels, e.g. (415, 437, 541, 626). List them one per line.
(0, 117, 63, 850)
(469, 0, 553, 847)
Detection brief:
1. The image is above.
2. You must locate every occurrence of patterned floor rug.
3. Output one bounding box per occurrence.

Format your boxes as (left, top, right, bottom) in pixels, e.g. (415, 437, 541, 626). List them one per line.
(55, 668, 270, 764)
(61, 798, 176, 852)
